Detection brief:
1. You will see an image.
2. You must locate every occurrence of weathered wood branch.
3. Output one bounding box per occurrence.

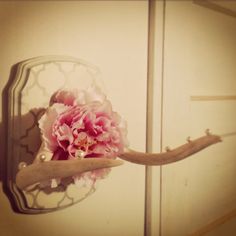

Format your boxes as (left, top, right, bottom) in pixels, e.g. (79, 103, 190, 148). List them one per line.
(119, 134, 221, 165)
(16, 158, 123, 190)
(16, 134, 222, 190)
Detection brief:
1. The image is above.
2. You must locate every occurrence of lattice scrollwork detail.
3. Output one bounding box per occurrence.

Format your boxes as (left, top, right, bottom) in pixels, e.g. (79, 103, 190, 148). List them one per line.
(4, 56, 102, 214)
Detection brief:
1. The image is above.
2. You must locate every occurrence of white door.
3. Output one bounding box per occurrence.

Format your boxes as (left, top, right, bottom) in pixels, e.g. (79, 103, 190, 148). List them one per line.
(155, 1, 236, 235)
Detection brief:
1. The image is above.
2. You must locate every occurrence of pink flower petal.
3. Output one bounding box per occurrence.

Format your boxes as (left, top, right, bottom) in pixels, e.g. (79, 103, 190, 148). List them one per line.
(39, 85, 129, 188)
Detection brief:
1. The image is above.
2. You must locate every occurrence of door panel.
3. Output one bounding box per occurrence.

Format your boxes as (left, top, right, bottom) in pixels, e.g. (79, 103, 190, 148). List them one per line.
(160, 1, 236, 235)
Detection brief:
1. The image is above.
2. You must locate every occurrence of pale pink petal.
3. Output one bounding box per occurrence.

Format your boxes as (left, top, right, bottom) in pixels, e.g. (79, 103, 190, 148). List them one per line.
(38, 86, 129, 188)
(85, 85, 106, 104)
(74, 90, 86, 105)
(38, 103, 68, 151)
(50, 89, 77, 106)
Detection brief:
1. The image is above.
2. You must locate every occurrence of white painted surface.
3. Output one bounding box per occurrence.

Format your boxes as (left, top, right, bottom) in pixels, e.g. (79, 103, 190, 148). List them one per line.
(0, 1, 148, 236)
(159, 1, 236, 235)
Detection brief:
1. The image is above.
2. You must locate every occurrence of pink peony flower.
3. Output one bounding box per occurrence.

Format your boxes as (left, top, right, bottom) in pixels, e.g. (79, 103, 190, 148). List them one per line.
(39, 85, 128, 188)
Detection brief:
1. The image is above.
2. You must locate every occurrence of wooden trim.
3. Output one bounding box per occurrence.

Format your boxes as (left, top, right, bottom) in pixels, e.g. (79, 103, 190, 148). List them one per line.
(145, 0, 156, 235)
(193, 0, 236, 18)
(221, 132, 236, 138)
(159, 0, 166, 234)
(191, 95, 236, 101)
(189, 208, 236, 236)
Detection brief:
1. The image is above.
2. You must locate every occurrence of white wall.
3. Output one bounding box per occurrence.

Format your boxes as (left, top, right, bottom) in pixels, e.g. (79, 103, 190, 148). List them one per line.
(0, 1, 148, 236)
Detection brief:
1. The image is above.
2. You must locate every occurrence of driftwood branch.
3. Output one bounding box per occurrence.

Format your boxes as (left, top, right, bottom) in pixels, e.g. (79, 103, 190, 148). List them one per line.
(16, 158, 123, 190)
(16, 133, 222, 190)
(119, 134, 221, 165)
